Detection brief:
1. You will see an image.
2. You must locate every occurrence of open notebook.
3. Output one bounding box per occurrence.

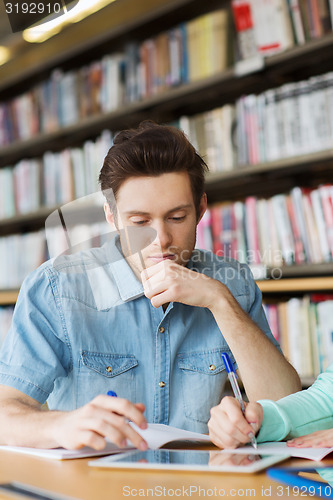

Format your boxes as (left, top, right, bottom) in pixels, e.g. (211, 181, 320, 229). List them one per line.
(0, 423, 211, 460)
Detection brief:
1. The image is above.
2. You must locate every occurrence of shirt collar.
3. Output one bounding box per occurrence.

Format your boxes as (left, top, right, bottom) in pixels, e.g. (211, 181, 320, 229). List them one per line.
(106, 235, 144, 302)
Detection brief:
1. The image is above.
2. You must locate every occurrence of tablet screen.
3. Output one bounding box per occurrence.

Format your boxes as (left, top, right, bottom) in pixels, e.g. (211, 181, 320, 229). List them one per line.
(89, 449, 290, 473)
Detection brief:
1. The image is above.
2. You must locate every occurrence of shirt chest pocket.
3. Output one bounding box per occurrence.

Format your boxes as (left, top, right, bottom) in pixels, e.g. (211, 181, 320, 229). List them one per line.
(77, 351, 138, 406)
(177, 349, 229, 424)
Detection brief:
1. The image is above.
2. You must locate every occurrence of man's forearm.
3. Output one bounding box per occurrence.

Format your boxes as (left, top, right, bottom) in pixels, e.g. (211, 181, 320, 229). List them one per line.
(0, 399, 61, 448)
(210, 286, 301, 401)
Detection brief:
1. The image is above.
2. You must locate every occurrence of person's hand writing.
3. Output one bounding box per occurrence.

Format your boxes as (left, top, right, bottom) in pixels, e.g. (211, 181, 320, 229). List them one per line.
(208, 396, 263, 449)
(141, 259, 223, 310)
(50, 395, 148, 451)
(288, 429, 333, 448)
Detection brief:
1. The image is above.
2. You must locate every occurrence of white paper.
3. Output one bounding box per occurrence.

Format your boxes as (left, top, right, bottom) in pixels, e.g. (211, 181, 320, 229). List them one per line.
(225, 441, 333, 461)
(0, 441, 128, 460)
(129, 423, 211, 449)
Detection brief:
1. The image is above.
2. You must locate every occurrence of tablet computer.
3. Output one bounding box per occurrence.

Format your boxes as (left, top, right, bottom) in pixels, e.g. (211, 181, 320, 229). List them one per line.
(89, 449, 290, 473)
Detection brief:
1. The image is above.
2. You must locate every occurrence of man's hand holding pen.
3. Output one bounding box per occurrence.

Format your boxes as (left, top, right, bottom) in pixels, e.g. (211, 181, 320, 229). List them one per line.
(208, 396, 263, 450)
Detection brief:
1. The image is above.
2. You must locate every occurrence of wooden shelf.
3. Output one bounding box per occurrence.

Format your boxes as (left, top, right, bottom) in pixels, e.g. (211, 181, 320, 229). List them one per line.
(1, 275, 332, 305)
(0, 202, 105, 236)
(0, 290, 19, 305)
(206, 149, 333, 202)
(257, 277, 333, 293)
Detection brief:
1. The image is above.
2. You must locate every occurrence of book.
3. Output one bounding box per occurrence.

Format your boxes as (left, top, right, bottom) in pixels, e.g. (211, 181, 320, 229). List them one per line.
(249, 0, 294, 55)
(231, 0, 258, 60)
(0, 424, 211, 461)
(288, 0, 306, 44)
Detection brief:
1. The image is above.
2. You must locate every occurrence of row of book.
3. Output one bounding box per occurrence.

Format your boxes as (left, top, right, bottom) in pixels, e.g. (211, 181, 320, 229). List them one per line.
(0, 230, 46, 289)
(0, 130, 112, 219)
(0, 222, 110, 289)
(2, 2, 333, 147)
(0, 7, 232, 145)
(263, 295, 333, 379)
(236, 72, 333, 165)
(196, 184, 333, 266)
(232, 0, 333, 61)
(3, 71, 333, 220)
(177, 70, 333, 170)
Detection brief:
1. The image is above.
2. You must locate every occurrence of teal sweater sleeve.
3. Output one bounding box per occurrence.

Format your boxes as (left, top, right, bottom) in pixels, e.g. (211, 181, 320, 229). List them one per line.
(256, 363, 333, 443)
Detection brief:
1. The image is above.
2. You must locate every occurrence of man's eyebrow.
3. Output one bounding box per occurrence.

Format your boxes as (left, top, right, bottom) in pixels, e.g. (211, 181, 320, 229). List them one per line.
(123, 204, 193, 216)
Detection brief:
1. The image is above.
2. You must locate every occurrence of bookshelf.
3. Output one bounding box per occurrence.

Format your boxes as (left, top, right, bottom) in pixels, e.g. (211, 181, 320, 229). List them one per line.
(0, 0, 333, 308)
(0, 291, 19, 306)
(1, 276, 333, 306)
(258, 277, 333, 293)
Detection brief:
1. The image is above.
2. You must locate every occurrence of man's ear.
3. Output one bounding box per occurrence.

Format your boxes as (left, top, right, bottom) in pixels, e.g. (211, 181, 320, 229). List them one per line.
(104, 203, 118, 231)
(197, 193, 207, 223)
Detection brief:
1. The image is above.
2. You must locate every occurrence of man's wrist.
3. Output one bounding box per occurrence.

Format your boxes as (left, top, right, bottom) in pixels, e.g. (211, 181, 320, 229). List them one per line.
(206, 281, 229, 313)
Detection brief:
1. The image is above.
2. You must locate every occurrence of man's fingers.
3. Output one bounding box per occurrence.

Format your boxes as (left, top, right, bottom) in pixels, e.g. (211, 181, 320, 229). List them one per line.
(92, 396, 147, 429)
(80, 412, 148, 450)
(77, 430, 109, 450)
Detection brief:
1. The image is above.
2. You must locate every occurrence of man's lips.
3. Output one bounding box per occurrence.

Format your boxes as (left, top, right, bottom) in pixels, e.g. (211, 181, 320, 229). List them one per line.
(148, 254, 176, 261)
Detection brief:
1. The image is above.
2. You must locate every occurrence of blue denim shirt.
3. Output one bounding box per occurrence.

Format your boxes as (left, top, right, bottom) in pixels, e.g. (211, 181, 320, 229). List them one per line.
(0, 236, 280, 433)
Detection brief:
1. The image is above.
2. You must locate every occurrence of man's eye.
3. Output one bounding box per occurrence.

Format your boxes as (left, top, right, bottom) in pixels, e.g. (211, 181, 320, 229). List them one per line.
(130, 219, 148, 226)
(170, 216, 186, 222)
(131, 219, 148, 225)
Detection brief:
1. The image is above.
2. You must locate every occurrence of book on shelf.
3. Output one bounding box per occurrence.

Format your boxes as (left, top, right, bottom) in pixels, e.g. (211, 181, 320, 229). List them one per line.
(0, 129, 113, 219)
(0, 7, 234, 147)
(196, 184, 333, 268)
(263, 295, 333, 379)
(231, 0, 258, 60)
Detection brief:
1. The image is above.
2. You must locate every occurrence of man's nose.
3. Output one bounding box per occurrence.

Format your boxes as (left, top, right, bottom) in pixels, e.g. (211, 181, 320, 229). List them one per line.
(153, 222, 172, 249)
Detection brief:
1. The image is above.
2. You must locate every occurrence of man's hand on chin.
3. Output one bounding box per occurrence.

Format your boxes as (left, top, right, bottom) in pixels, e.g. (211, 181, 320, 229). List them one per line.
(141, 259, 223, 310)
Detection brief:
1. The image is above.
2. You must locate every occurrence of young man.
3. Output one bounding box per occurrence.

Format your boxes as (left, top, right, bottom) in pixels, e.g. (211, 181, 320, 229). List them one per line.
(0, 122, 300, 451)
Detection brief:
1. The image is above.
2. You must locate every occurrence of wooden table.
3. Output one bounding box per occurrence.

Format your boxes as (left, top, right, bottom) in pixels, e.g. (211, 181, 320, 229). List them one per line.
(0, 450, 331, 499)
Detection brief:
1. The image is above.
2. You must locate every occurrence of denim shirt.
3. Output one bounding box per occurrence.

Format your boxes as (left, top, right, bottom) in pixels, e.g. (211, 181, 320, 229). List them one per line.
(0, 236, 280, 433)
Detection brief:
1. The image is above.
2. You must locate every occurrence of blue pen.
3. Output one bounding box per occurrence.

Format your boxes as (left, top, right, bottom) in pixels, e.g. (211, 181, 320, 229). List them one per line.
(222, 352, 257, 449)
(107, 390, 117, 397)
(107, 390, 131, 424)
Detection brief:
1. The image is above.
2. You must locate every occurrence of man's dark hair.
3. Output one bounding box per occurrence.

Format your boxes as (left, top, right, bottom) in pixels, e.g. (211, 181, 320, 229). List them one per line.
(99, 121, 208, 220)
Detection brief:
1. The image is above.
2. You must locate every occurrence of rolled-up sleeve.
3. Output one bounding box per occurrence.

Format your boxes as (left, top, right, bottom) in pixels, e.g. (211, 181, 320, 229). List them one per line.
(0, 264, 72, 403)
(243, 264, 281, 351)
(257, 364, 333, 442)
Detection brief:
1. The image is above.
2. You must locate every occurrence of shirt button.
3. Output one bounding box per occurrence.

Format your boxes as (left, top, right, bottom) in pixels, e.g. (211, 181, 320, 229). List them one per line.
(209, 364, 216, 371)
(159, 326, 165, 333)
(159, 381, 165, 388)
(106, 366, 113, 373)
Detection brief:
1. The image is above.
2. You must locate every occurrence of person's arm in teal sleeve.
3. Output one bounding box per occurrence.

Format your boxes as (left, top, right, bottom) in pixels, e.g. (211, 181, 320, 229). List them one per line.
(258, 364, 333, 442)
(208, 364, 333, 449)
